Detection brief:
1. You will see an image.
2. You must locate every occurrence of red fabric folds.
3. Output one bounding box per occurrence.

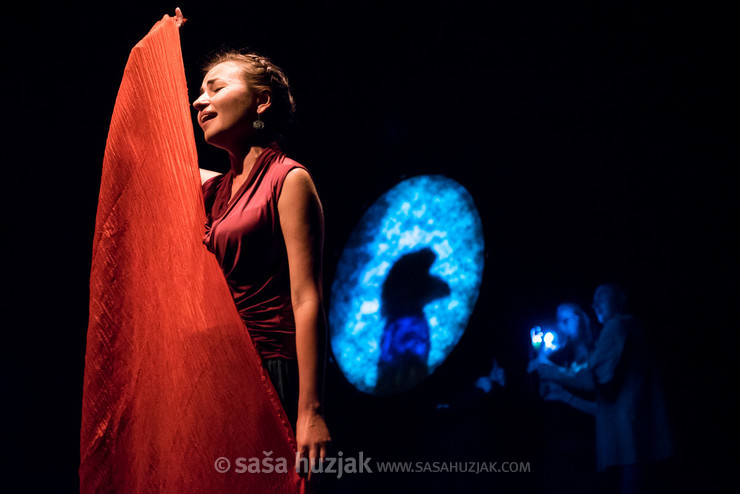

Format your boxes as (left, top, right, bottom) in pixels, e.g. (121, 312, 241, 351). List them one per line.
(80, 15, 300, 493)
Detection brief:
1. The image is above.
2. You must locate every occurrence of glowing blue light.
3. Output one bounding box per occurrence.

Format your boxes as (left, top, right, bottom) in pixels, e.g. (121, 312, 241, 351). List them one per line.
(329, 175, 485, 394)
(531, 326, 560, 356)
(544, 331, 560, 353)
(530, 326, 544, 351)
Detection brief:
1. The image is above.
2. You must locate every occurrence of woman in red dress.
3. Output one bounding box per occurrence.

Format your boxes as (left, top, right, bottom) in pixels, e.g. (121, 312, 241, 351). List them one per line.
(192, 42, 332, 477)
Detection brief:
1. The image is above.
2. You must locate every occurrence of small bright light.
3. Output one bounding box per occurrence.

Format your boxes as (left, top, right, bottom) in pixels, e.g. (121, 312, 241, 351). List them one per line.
(543, 331, 559, 352)
(530, 327, 544, 350)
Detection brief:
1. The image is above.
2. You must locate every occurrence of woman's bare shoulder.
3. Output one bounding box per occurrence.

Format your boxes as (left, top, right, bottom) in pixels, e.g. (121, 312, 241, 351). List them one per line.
(200, 168, 222, 185)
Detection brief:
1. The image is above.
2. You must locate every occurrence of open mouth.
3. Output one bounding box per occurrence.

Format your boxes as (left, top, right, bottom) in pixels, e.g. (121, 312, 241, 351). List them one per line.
(200, 112, 217, 125)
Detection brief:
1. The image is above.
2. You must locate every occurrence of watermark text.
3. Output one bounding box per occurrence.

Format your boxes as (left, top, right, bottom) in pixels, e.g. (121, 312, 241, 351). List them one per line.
(214, 452, 531, 478)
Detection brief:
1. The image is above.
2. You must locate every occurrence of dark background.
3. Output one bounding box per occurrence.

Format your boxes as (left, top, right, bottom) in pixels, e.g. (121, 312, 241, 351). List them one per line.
(9, 1, 735, 492)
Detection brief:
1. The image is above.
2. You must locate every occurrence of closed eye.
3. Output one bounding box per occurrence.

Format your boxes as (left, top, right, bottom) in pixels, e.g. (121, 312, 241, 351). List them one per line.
(200, 78, 226, 96)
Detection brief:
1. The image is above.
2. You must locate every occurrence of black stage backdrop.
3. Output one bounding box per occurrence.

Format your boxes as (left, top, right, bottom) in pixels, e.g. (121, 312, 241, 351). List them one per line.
(9, 1, 735, 492)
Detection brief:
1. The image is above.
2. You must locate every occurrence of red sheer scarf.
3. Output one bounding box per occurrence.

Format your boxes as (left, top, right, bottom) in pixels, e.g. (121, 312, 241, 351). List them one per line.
(80, 15, 300, 493)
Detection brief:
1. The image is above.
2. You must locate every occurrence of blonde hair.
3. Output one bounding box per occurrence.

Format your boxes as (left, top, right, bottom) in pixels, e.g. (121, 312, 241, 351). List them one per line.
(203, 50, 296, 141)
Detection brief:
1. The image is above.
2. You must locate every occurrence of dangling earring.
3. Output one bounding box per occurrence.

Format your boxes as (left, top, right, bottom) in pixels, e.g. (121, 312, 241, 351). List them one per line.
(253, 112, 265, 130)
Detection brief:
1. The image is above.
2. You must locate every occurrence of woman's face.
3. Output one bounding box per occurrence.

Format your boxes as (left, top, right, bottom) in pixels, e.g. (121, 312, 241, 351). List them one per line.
(556, 306, 579, 339)
(193, 62, 257, 150)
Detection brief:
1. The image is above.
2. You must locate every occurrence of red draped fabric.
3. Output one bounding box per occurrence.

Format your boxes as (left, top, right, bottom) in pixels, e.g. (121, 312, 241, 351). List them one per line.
(80, 15, 300, 493)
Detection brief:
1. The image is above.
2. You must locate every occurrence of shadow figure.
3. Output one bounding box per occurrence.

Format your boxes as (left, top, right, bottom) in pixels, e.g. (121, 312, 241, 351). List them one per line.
(375, 248, 450, 395)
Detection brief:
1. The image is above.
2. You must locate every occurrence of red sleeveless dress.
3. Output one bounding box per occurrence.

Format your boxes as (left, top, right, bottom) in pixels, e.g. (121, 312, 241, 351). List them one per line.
(202, 144, 306, 361)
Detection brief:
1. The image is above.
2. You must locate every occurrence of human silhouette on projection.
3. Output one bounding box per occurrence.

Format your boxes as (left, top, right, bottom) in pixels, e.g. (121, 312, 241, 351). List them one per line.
(375, 248, 450, 395)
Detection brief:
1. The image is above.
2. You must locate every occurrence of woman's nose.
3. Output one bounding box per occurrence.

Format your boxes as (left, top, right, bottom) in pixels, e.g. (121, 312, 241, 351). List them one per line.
(193, 93, 209, 111)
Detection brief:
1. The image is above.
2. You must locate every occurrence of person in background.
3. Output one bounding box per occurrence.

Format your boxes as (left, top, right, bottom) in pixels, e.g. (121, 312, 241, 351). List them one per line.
(529, 302, 597, 415)
(551, 302, 594, 371)
(527, 302, 598, 493)
(535, 283, 674, 494)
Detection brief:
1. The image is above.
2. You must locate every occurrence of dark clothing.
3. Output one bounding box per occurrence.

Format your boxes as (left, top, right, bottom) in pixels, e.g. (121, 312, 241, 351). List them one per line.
(589, 315, 674, 471)
(202, 144, 305, 361)
(263, 358, 300, 429)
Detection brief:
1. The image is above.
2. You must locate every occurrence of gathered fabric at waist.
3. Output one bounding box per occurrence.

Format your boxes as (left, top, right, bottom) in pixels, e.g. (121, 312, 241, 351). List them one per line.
(238, 298, 297, 360)
(244, 324, 297, 360)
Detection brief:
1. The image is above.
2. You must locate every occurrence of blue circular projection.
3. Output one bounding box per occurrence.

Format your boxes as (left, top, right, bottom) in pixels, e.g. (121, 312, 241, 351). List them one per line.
(329, 175, 485, 395)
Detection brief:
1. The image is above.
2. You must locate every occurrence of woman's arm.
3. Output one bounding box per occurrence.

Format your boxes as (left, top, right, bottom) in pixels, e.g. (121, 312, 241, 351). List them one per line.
(278, 167, 331, 480)
(541, 381, 596, 415)
(536, 360, 596, 392)
(567, 394, 597, 415)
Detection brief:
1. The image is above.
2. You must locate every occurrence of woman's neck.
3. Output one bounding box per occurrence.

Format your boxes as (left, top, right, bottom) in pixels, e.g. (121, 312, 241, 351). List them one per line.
(229, 145, 266, 177)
